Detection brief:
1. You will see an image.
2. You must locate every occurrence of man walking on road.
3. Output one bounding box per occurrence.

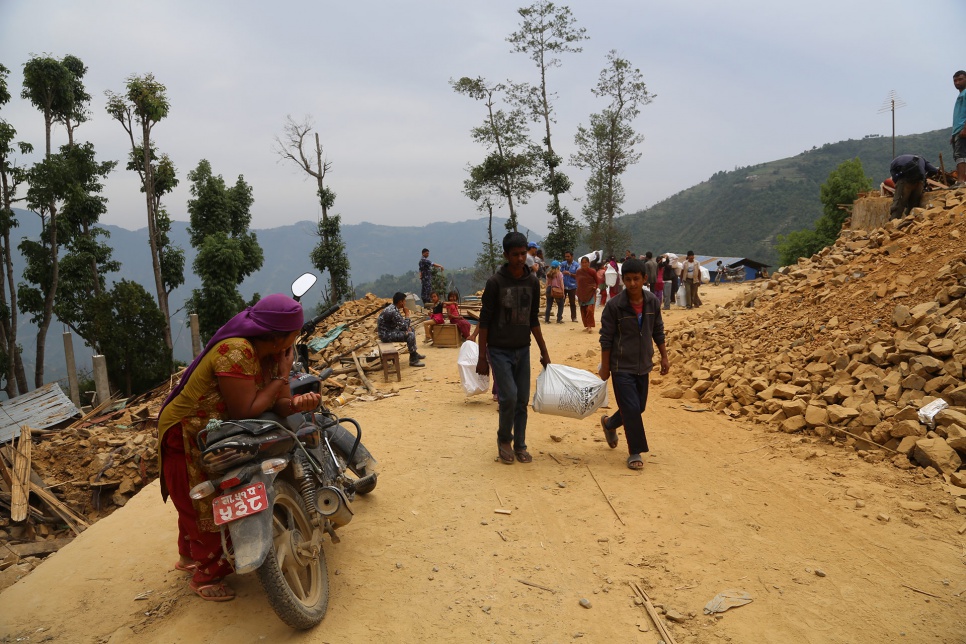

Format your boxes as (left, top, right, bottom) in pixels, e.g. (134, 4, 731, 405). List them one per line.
(643, 252, 658, 293)
(560, 251, 580, 322)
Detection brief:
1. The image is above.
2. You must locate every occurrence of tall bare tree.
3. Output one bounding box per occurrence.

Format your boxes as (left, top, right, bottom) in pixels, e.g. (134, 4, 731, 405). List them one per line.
(508, 0, 588, 258)
(274, 116, 351, 303)
(571, 51, 653, 258)
(106, 74, 181, 354)
(19, 54, 88, 387)
(452, 76, 540, 234)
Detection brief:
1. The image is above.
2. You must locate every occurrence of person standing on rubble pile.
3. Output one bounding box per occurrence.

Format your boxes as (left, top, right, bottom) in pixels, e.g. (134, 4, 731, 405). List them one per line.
(418, 248, 443, 305)
(951, 70, 966, 188)
(889, 154, 939, 219)
(157, 294, 322, 602)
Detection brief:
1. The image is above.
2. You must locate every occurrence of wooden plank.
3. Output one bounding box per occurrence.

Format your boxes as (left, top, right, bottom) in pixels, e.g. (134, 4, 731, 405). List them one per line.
(10, 426, 31, 522)
(6, 537, 74, 558)
(28, 479, 89, 535)
(351, 352, 377, 395)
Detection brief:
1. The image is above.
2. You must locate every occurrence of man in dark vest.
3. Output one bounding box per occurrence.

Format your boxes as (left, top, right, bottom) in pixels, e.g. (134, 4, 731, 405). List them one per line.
(889, 154, 938, 219)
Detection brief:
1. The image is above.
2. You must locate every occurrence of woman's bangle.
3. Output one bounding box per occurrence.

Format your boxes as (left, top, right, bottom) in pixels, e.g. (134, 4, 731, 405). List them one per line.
(272, 375, 288, 382)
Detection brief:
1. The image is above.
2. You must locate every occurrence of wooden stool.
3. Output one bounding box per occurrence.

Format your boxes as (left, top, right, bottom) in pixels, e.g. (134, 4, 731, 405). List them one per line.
(377, 342, 402, 382)
(431, 323, 462, 348)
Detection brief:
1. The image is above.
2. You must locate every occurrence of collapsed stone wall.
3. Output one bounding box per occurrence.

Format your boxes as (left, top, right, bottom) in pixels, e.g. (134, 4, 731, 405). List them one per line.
(662, 188, 966, 502)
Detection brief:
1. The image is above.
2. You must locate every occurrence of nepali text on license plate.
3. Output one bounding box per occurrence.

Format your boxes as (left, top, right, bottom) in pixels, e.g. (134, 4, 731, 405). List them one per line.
(212, 482, 268, 526)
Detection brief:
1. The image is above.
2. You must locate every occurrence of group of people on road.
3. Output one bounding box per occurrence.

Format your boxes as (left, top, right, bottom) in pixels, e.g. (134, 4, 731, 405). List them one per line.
(475, 232, 669, 470)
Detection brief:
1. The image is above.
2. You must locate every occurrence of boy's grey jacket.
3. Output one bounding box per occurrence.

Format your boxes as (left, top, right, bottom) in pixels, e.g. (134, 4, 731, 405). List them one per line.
(599, 289, 665, 375)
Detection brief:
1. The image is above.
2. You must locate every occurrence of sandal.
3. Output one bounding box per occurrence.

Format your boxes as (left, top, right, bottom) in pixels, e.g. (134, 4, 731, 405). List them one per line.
(600, 415, 618, 449)
(174, 560, 199, 573)
(626, 454, 644, 470)
(189, 579, 236, 602)
(498, 442, 515, 465)
(514, 449, 533, 464)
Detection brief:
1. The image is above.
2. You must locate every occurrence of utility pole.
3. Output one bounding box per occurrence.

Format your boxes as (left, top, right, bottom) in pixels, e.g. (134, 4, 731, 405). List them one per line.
(878, 90, 906, 159)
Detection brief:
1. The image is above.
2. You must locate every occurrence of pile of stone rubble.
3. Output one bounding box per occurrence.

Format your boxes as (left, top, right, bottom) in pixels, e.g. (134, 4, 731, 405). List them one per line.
(662, 188, 966, 509)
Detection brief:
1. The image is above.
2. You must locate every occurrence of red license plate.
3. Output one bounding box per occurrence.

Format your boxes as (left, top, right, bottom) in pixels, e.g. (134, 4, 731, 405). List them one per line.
(212, 482, 269, 526)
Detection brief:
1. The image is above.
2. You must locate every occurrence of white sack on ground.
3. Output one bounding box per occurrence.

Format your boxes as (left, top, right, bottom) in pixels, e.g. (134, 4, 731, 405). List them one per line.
(532, 364, 608, 419)
(457, 341, 489, 396)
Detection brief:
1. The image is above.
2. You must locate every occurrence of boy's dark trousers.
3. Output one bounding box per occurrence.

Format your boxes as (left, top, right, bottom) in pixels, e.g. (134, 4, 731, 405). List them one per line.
(602, 372, 650, 454)
(488, 346, 530, 450)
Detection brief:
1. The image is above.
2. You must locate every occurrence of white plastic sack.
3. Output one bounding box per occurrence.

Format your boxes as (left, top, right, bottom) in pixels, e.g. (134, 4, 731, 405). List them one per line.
(604, 264, 618, 286)
(675, 284, 687, 307)
(532, 364, 608, 419)
(699, 265, 710, 284)
(457, 341, 489, 396)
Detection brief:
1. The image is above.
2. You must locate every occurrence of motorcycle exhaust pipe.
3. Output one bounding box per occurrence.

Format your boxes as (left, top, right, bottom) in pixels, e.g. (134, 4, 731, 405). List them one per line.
(316, 486, 354, 526)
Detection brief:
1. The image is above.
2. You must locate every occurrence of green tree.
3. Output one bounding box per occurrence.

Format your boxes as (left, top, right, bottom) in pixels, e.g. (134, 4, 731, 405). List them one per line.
(776, 228, 822, 266)
(90, 280, 171, 396)
(106, 74, 182, 354)
(776, 158, 871, 265)
(571, 51, 653, 258)
(186, 159, 263, 341)
(20, 54, 90, 387)
(0, 63, 31, 396)
(508, 0, 588, 258)
(451, 77, 540, 233)
(815, 157, 872, 242)
(274, 117, 351, 304)
(462, 171, 504, 281)
(47, 141, 119, 349)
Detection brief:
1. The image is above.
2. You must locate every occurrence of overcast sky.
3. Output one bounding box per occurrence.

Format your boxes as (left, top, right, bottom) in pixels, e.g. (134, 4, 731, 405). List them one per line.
(2, 0, 963, 235)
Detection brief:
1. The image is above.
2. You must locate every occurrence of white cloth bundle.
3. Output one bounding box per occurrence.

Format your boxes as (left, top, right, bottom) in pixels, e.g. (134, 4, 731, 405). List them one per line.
(532, 364, 608, 419)
(457, 341, 489, 396)
(676, 284, 687, 307)
(699, 265, 710, 284)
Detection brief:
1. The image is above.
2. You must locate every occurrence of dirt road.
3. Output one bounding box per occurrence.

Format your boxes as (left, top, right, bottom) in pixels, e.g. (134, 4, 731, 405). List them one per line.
(1, 284, 964, 643)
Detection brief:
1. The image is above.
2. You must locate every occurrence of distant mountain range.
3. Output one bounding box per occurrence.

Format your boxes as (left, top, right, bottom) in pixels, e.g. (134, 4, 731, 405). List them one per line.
(5, 212, 532, 385)
(5, 127, 953, 390)
(618, 128, 952, 267)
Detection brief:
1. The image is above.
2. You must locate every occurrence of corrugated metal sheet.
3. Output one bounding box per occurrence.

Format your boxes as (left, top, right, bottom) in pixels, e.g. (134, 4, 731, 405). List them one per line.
(0, 382, 81, 444)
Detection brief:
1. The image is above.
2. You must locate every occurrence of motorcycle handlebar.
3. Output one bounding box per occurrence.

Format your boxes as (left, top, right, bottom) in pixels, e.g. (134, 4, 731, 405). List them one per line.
(303, 304, 341, 332)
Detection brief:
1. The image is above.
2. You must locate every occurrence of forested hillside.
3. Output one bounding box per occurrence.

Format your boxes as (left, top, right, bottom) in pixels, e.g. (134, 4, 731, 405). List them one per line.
(619, 128, 952, 266)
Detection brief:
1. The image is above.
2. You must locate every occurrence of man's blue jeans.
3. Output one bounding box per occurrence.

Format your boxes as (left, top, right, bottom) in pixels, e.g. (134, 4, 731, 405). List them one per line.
(488, 346, 530, 450)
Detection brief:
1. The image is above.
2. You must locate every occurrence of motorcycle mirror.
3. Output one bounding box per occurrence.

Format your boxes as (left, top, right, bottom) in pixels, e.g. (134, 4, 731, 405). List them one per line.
(291, 273, 318, 301)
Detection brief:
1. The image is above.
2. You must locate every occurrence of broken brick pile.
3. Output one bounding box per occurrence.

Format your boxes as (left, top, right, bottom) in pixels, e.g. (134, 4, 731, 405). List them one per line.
(661, 187, 966, 508)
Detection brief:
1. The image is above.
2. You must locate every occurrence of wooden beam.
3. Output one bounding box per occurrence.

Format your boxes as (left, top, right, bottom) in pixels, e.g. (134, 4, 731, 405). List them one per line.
(351, 352, 377, 395)
(5, 537, 74, 558)
(28, 479, 89, 535)
(10, 426, 32, 522)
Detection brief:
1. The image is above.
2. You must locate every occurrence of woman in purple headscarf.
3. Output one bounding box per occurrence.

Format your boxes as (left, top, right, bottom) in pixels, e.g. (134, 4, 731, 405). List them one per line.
(157, 294, 321, 602)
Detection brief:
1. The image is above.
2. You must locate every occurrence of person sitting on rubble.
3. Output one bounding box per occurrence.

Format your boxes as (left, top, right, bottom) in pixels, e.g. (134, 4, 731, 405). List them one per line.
(889, 154, 939, 219)
(378, 292, 426, 367)
(423, 291, 444, 343)
(157, 294, 322, 602)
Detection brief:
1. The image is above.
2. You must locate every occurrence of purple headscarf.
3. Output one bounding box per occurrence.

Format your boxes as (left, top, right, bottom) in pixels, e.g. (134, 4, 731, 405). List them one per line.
(161, 293, 305, 411)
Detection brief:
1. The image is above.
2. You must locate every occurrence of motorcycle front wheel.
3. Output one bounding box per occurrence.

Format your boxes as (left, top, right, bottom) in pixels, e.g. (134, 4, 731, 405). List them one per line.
(256, 480, 329, 630)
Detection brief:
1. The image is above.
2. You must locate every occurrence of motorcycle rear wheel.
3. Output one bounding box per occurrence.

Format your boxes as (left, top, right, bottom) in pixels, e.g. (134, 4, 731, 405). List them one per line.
(256, 480, 329, 630)
(734, 272, 745, 282)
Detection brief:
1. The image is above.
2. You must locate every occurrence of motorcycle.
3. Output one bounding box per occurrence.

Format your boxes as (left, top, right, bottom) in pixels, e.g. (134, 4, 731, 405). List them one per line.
(718, 265, 745, 283)
(188, 273, 377, 629)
